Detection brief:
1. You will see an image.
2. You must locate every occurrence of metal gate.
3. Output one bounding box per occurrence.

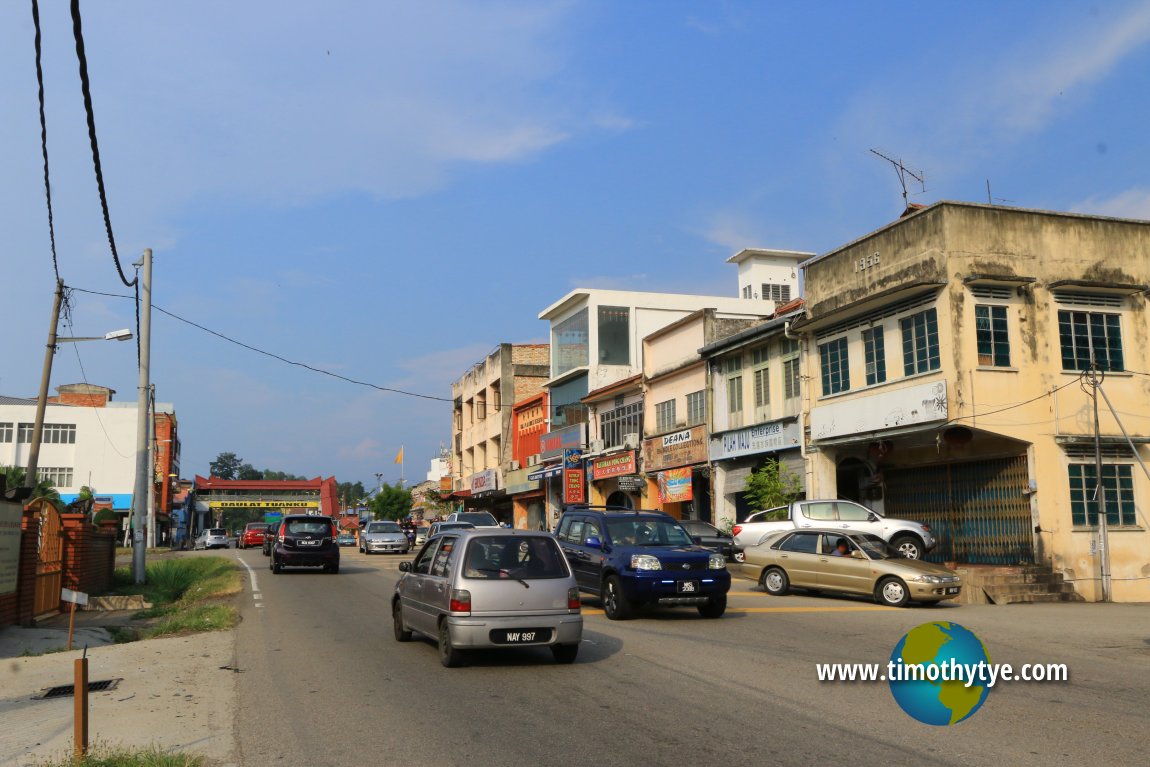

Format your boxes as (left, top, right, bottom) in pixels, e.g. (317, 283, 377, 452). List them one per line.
(33, 500, 63, 616)
(883, 455, 1033, 565)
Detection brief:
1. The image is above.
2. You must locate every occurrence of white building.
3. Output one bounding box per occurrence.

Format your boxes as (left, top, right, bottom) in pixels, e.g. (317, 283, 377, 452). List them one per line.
(0, 385, 176, 513)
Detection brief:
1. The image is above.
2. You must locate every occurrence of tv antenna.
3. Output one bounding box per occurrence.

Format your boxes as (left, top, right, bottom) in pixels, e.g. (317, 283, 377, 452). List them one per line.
(870, 149, 925, 206)
(985, 179, 1014, 206)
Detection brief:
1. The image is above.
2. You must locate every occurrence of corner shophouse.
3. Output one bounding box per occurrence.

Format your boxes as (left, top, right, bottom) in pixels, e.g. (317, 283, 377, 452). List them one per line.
(795, 201, 1150, 602)
(536, 270, 798, 520)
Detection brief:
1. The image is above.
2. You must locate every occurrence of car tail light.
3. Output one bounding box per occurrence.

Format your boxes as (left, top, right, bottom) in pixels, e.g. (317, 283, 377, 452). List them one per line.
(278, 530, 285, 543)
(732, 525, 743, 537)
(567, 587, 581, 610)
(449, 589, 471, 614)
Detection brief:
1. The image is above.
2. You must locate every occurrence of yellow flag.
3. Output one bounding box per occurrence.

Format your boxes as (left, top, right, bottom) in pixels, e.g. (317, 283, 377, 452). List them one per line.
(394, 447, 404, 464)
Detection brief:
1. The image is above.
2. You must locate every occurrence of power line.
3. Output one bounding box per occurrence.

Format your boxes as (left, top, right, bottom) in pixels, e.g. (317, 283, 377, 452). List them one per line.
(944, 378, 1082, 426)
(69, 0, 136, 289)
(68, 286, 452, 402)
(31, 0, 60, 283)
(61, 289, 131, 459)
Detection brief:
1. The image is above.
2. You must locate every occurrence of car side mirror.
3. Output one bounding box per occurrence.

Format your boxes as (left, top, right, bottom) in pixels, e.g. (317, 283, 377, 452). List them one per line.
(868, 512, 878, 522)
(851, 550, 865, 559)
(584, 536, 602, 549)
(398, 561, 412, 572)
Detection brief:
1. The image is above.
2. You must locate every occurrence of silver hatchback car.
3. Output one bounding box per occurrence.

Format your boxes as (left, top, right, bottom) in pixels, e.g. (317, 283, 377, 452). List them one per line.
(393, 529, 583, 667)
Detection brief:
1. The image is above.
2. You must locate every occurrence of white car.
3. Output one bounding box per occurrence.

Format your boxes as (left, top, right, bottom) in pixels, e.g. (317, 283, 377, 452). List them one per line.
(445, 511, 500, 527)
(193, 528, 230, 550)
(360, 520, 410, 555)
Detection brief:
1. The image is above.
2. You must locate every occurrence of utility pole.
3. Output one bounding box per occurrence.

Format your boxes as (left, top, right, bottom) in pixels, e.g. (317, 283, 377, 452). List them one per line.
(147, 384, 157, 549)
(26, 278, 65, 488)
(1089, 361, 1111, 602)
(132, 249, 152, 584)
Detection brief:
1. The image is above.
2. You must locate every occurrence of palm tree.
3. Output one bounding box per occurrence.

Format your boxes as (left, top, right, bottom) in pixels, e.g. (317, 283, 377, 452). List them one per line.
(1, 465, 64, 511)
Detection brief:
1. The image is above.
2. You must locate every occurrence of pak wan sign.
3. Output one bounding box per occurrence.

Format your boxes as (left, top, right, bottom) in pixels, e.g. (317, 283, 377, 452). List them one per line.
(643, 425, 708, 472)
(709, 420, 801, 461)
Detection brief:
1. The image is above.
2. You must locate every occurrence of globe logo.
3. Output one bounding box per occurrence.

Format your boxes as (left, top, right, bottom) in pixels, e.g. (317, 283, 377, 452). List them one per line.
(888, 621, 992, 725)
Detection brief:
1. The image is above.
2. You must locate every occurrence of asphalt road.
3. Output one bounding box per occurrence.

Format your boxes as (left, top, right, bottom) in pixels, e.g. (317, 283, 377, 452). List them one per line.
(229, 547, 1150, 767)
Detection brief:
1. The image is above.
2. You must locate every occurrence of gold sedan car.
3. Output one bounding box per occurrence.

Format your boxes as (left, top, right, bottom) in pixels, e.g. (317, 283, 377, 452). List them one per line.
(746, 530, 961, 607)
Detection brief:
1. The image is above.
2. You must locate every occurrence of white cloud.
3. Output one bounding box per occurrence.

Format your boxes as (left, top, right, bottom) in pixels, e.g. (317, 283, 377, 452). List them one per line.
(695, 211, 772, 252)
(338, 438, 385, 463)
(1071, 188, 1150, 220)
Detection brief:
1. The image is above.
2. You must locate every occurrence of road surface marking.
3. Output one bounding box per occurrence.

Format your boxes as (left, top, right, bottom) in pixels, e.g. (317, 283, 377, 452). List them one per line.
(236, 555, 262, 601)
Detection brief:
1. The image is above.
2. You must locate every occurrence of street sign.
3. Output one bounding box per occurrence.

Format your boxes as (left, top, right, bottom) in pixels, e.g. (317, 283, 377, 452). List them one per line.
(61, 588, 89, 605)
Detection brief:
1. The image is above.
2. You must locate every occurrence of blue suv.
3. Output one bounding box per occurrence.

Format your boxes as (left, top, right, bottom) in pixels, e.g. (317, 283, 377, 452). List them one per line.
(555, 507, 730, 620)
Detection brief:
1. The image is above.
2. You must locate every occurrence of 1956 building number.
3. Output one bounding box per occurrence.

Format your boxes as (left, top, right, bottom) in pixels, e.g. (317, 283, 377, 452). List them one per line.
(855, 252, 881, 272)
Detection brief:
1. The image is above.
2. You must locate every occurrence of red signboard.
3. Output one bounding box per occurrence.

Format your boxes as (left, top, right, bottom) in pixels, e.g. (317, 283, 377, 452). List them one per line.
(591, 452, 637, 481)
(564, 469, 585, 504)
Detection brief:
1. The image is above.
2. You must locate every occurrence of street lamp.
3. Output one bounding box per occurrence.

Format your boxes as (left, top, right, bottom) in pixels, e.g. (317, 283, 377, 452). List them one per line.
(25, 278, 133, 488)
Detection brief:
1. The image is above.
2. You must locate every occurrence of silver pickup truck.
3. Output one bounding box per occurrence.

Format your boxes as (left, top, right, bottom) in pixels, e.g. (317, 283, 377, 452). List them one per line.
(732, 499, 935, 559)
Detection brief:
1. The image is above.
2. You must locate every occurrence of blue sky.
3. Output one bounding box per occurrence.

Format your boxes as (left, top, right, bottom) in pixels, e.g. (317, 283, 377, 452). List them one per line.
(2, 1, 1150, 490)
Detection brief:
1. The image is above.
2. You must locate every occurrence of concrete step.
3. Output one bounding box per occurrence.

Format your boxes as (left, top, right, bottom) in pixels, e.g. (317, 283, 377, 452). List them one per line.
(989, 592, 1074, 605)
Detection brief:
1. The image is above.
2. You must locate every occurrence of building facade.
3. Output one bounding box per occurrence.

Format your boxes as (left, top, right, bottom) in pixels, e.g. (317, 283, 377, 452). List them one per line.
(449, 343, 549, 525)
(191, 475, 340, 532)
(795, 201, 1150, 602)
(700, 304, 808, 529)
(642, 309, 769, 521)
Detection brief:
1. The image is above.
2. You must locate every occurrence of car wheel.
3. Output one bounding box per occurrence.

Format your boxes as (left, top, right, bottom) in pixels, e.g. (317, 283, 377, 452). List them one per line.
(760, 567, 789, 596)
(439, 622, 463, 668)
(327, 562, 340, 574)
(876, 576, 910, 607)
(890, 535, 923, 560)
(602, 575, 635, 620)
(551, 643, 579, 664)
(697, 594, 727, 619)
(393, 601, 412, 642)
(271, 556, 282, 575)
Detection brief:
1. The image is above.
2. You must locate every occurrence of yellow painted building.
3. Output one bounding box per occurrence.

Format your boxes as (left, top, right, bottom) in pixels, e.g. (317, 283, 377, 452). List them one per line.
(794, 201, 1150, 602)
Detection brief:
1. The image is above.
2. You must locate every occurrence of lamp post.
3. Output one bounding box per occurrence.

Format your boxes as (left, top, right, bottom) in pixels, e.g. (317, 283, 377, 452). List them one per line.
(26, 278, 133, 488)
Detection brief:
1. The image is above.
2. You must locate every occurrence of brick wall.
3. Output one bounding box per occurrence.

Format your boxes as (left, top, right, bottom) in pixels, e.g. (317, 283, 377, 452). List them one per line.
(0, 508, 40, 629)
(511, 344, 549, 366)
(59, 515, 118, 609)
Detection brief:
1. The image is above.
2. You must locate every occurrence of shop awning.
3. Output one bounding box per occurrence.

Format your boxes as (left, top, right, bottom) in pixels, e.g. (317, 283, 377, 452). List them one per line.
(527, 466, 562, 481)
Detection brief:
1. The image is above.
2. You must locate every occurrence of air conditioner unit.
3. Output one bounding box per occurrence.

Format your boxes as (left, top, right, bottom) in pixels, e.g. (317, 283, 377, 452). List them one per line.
(589, 439, 605, 453)
(509, 460, 521, 471)
(527, 454, 541, 467)
(622, 433, 640, 450)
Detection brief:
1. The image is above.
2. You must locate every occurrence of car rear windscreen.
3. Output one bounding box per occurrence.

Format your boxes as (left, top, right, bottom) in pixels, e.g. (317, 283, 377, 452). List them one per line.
(463, 536, 569, 579)
(207, 528, 227, 536)
(367, 522, 401, 533)
(286, 520, 332, 535)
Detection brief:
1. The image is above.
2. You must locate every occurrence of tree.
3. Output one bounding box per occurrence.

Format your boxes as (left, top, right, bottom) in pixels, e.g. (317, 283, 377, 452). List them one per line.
(237, 464, 263, 480)
(369, 482, 413, 521)
(210, 452, 244, 480)
(743, 460, 804, 520)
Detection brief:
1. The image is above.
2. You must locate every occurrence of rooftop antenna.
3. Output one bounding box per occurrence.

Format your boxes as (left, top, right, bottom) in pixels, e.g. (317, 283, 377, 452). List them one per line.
(870, 148, 925, 207)
(985, 179, 1014, 206)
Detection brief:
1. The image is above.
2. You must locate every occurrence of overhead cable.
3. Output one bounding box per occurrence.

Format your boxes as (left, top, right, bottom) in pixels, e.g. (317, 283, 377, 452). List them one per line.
(68, 286, 453, 402)
(31, 0, 60, 282)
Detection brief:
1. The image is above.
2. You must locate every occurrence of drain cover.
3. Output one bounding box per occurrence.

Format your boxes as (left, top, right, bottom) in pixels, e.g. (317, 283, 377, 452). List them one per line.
(37, 679, 121, 699)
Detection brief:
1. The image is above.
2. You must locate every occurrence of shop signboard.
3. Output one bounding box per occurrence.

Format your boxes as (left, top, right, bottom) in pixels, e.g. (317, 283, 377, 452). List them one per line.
(709, 420, 801, 461)
(540, 424, 585, 460)
(563, 449, 585, 504)
(643, 425, 708, 472)
(591, 452, 637, 480)
(657, 468, 693, 504)
(616, 476, 646, 492)
(469, 469, 501, 497)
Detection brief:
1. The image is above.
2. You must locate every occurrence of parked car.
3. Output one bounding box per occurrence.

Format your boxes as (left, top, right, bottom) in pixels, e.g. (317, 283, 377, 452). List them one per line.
(393, 528, 583, 667)
(336, 532, 358, 547)
(360, 520, 410, 554)
(746, 529, 962, 607)
(732, 499, 936, 560)
(193, 528, 230, 550)
(237, 522, 268, 550)
(426, 520, 475, 539)
(446, 511, 500, 527)
(261, 522, 278, 556)
(678, 519, 737, 562)
(269, 514, 340, 574)
(555, 506, 730, 620)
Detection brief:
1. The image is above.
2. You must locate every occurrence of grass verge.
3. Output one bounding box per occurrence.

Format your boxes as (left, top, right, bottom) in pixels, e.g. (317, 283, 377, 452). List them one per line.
(110, 557, 241, 638)
(33, 744, 205, 767)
